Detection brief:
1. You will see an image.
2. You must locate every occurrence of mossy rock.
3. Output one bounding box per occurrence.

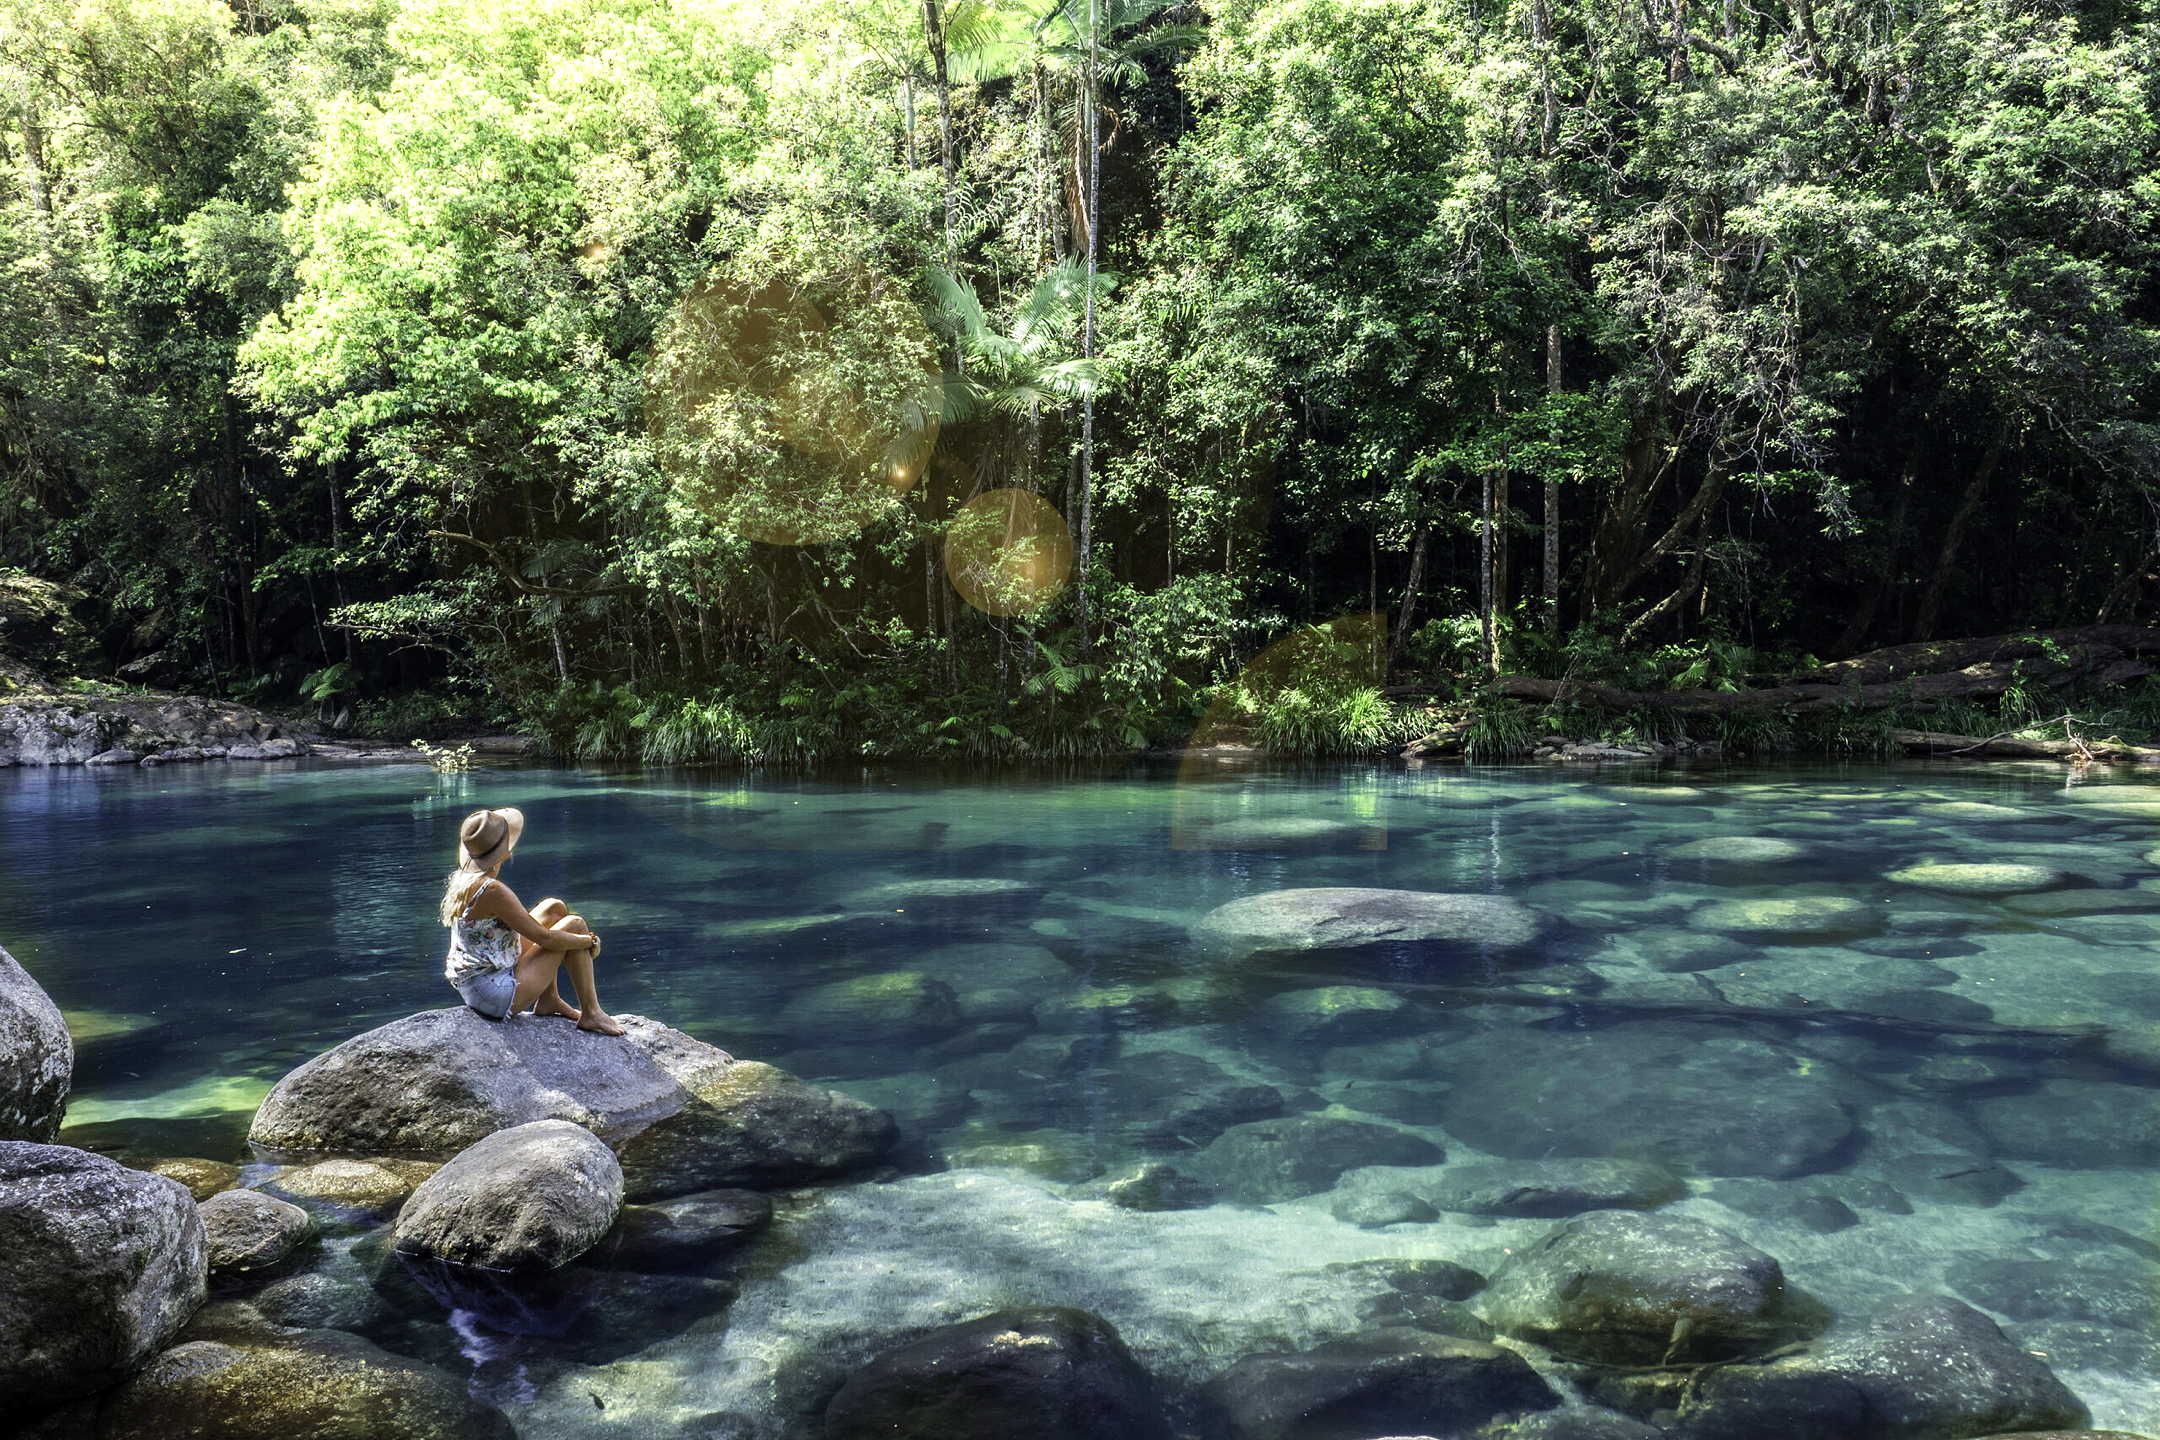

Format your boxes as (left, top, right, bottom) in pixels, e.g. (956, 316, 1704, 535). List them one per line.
(1669, 836, 1815, 865)
(1258, 985, 1410, 1043)
(1884, 863, 2070, 896)
(1032, 985, 1181, 1033)
(781, 972, 963, 1043)
(1692, 896, 1879, 939)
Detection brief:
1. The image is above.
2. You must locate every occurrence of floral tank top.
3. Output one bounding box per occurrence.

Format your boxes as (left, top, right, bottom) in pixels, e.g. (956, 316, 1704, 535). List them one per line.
(445, 877, 521, 984)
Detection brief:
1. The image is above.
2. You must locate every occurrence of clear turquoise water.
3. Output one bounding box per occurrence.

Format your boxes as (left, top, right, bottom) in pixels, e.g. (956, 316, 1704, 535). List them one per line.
(7, 755, 2160, 1435)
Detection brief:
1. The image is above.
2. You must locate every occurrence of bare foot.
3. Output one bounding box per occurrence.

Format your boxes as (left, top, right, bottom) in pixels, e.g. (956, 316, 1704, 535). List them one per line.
(578, 1011, 627, 1036)
(533, 998, 582, 1022)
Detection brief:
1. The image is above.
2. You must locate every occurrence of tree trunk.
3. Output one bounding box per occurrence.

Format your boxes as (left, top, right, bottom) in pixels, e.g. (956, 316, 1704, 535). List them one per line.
(922, 2, 957, 263)
(1543, 324, 1562, 632)
(1389, 526, 1430, 673)
(1912, 426, 2005, 642)
(1075, 4, 1101, 643)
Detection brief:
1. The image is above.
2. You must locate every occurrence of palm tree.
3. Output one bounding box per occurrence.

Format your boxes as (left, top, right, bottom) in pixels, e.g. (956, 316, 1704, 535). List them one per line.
(928, 259, 1111, 482)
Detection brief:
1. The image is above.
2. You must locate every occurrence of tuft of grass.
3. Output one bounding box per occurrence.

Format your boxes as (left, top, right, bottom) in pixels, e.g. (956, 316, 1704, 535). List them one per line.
(1464, 700, 1536, 760)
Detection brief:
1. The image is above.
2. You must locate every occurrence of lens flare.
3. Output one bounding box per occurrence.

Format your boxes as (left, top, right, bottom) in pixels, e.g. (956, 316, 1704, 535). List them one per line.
(644, 273, 940, 546)
(943, 489, 1075, 617)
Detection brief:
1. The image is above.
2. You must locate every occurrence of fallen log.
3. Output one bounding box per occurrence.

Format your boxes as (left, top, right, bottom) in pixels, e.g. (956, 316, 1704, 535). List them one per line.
(1799, 626, 2160, 687)
(1496, 625, 2160, 715)
(1890, 727, 2160, 764)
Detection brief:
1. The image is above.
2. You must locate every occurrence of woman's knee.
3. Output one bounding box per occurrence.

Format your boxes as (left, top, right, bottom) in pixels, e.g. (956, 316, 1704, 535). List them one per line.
(532, 897, 571, 923)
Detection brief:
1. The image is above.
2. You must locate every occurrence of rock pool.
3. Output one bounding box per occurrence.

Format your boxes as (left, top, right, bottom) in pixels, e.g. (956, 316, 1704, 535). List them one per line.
(7, 754, 2160, 1436)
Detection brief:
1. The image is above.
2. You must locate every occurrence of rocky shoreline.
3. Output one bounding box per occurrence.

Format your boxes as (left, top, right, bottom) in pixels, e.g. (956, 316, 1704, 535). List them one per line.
(0, 689, 310, 768)
(2, 919, 2154, 1440)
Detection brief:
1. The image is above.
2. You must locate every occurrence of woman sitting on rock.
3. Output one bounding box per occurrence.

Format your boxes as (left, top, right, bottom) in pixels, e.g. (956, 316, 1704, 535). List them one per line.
(441, 807, 626, 1035)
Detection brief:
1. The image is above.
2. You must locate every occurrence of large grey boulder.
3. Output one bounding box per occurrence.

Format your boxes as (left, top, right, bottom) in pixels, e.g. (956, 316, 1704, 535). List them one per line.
(248, 1008, 894, 1197)
(1201, 1329, 1558, 1440)
(247, 1009, 733, 1156)
(1192, 888, 1550, 961)
(0, 1142, 206, 1407)
(1672, 1295, 2088, 1439)
(393, 1119, 623, 1271)
(1481, 1211, 1810, 1365)
(824, 1307, 1173, 1440)
(0, 943, 70, 1141)
(199, 1189, 314, 1279)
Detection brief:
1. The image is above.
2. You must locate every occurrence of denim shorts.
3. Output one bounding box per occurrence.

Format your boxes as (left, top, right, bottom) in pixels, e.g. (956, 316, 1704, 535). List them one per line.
(452, 968, 516, 1020)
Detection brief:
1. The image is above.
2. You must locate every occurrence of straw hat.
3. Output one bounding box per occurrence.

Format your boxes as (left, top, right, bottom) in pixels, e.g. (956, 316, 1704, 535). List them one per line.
(458, 807, 525, 870)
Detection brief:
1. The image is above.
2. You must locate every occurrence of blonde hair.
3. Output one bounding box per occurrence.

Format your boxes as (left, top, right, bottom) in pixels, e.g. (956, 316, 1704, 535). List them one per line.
(440, 865, 491, 927)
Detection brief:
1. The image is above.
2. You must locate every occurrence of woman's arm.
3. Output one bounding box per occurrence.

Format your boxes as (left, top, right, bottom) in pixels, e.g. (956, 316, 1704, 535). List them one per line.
(472, 881, 598, 951)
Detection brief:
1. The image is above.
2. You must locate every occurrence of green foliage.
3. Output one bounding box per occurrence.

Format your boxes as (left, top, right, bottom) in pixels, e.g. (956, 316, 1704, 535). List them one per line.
(1464, 700, 1535, 761)
(410, 737, 475, 773)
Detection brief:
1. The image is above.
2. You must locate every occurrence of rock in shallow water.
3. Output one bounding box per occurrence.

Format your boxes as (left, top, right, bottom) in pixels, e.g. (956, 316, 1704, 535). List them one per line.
(1970, 1078, 2160, 1169)
(1884, 862, 2072, 895)
(824, 1307, 1173, 1440)
(1189, 1115, 1443, 1203)
(1191, 888, 1549, 961)
(781, 972, 963, 1044)
(199, 1189, 314, 1279)
(0, 1142, 207, 1408)
(1331, 1190, 1436, 1228)
(247, 1008, 895, 1199)
(1481, 1211, 1810, 1365)
(1105, 1163, 1217, 1212)
(1261, 986, 1411, 1044)
(247, 1008, 737, 1156)
(1691, 896, 1880, 940)
(1426, 1159, 1685, 1218)
(614, 1060, 897, 1200)
(0, 943, 70, 1143)
(260, 1157, 433, 1218)
(1669, 836, 1814, 866)
(1432, 1023, 1856, 1179)
(91, 1309, 514, 1440)
(394, 1119, 623, 1271)
(591, 1187, 771, 1270)
(1201, 1329, 1558, 1440)
(1670, 1295, 2088, 1440)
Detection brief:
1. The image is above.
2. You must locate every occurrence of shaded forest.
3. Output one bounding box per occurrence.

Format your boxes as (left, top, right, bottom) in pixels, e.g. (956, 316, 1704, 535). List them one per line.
(3, 0, 2158, 760)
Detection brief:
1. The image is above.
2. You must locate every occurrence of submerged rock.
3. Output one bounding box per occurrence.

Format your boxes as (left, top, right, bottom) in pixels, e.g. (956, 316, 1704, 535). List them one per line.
(0, 1142, 206, 1408)
(1971, 1078, 2160, 1169)
(1884, 862, 2071, 896)
(1705, 1179, 1859, 1234)
(1194, 816, 1367, 849)
(1671, 1295, 2087, 1440)
(613, 1060, 897, 1200)
(0, 943, 70, 1142)
(1668, 836, 1814, 865)
(1331, 1190, 1437, 1227)
(824, 1307, 1173, 1440)
(1690, 896, 1880, 940)
(591, 1187, 772, 1270)
(393, 1119, 622, 1271)
(1481, 1211, 1807, 1365)
(1191, 888, 1549, 961)
(1427, 1159, 1686, 1218)
(1482, 1414, 1665, 1439)
(1105, 1163, 1217, 1212)
(1870, 1153, 2023, 1208)
(247, 1008, 894, 1198)
(199, 1189, 314, 1279)
(145, 1156, 241, 1202)
(92, 1314, 515, 1440)
(780, 972, 963, 1044)
(1201, 1329, 1558, 1440)
(1947, 1256, 2158, 1330)
(260, 1157, 434, 1218)
(1189, 1115, 1443, 1203)
(1260, 986, 1411, 1044)
(1432, 1024, 1856, 1179)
